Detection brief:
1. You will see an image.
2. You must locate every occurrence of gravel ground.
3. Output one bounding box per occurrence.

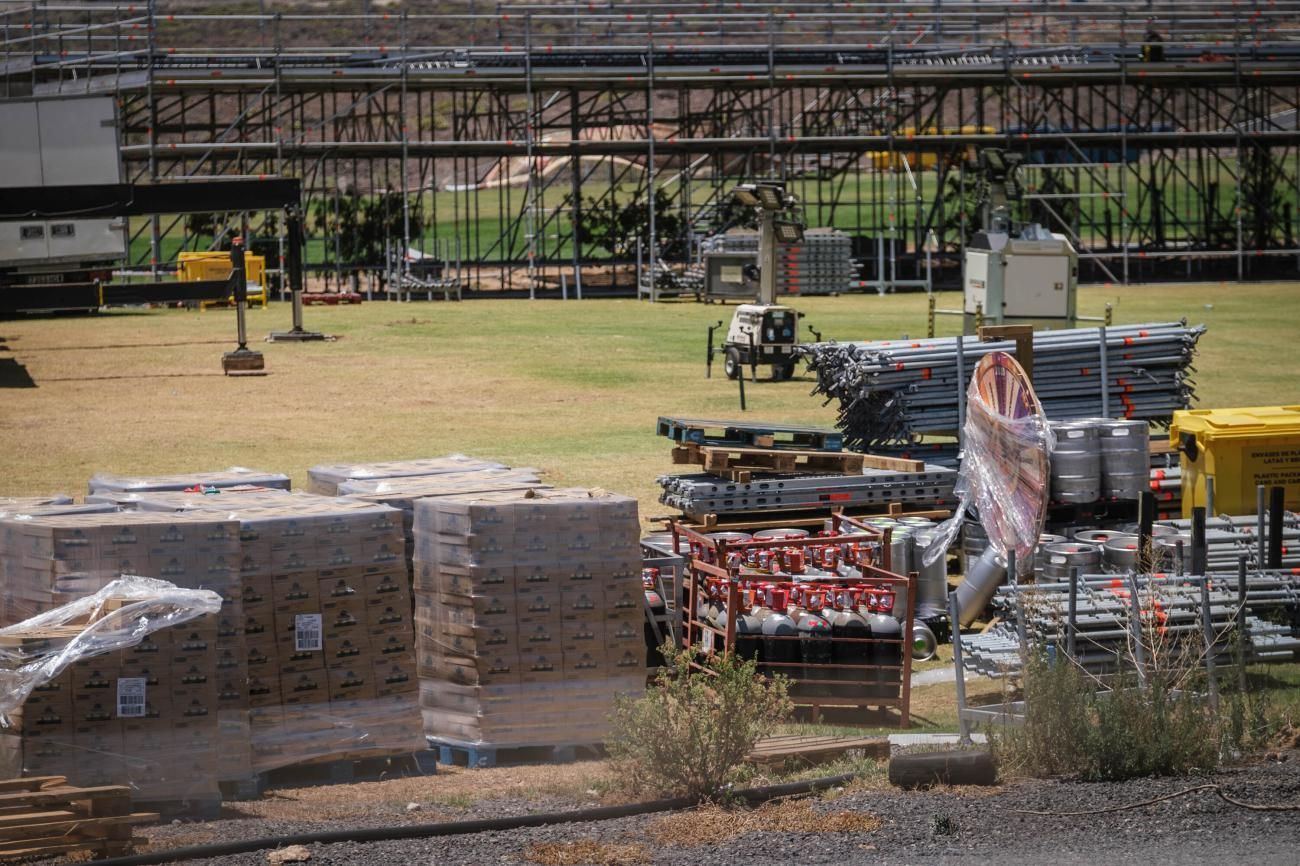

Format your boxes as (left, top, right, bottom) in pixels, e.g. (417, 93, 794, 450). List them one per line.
(144, 755, 1300, 866)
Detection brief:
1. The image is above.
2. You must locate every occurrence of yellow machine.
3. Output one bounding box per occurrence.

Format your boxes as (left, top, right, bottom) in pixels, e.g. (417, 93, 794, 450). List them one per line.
(178, 250, 267, 309)
(1171, 406, 1300, 517)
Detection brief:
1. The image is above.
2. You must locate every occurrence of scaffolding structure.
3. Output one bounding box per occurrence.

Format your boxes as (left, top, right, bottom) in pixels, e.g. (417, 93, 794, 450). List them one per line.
(3, 1, 1299, 296)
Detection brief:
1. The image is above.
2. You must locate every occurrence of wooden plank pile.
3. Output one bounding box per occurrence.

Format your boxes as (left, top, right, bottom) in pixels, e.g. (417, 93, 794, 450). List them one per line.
(0, 776, 156, 861)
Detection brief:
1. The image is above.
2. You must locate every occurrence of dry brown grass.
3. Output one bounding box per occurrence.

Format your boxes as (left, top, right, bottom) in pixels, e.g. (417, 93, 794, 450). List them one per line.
(647, 798, 880, 847)
(525, 839, 653, 866)
(4, 283, 1295, 529)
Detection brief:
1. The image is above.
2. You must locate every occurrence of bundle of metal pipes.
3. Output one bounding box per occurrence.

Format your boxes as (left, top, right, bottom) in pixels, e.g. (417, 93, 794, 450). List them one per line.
(958, 572, 1300, 677)
(657, 464, 957, 520)
(1156, 514, 1300, 573)
(801, 323, 1205, 452)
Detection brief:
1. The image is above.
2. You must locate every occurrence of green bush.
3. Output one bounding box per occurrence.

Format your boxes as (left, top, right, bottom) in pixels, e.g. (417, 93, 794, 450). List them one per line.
(998, 650, 1220, 781)
(606, 644, 792, 801)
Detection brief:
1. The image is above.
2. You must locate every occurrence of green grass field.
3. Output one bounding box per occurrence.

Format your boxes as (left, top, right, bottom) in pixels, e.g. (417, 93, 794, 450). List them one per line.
(3, 281, 1297, 521)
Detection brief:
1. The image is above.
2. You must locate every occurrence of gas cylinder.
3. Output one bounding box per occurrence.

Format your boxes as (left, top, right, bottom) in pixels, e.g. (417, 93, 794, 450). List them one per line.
(867, 592, 902, 699)
(723, 589, 764, 663)
(795, 589, 834, 690)
(642, 567, 668, 667)
(760, 588, 799, 676)
(829, 589, 872, 692)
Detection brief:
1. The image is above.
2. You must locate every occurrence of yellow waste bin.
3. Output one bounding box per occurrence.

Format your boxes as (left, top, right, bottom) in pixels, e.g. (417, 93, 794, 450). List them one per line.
(1170, 406, 1300, 517)
(177, 250, 267, 308)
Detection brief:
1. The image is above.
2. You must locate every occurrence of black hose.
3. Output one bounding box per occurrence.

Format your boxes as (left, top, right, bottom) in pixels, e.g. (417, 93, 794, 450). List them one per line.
(87, 773, 858, 866)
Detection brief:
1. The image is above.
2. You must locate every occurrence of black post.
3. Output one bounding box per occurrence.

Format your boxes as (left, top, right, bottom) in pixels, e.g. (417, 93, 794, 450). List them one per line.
(1191, 506, 1207, 576)
(748, 329, 758, 382)
(706, 321, 721, 379)
(1268, 485, 1285, 569)
(287, 206, 305, 332)
(737, 363, 747, 411)
(1137, 490, 1156, 572)
(230, 239, 249, 350)
(1066, 566, 1079, 661)
(1236, 553, 1248, 693)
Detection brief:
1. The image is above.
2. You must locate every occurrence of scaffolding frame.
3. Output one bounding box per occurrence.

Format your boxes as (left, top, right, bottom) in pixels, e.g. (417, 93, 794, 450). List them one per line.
(3, 0, 1299, 295)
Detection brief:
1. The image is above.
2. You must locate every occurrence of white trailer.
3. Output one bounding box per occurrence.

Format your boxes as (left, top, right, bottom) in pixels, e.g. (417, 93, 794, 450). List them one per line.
(0, 96, 125, 306)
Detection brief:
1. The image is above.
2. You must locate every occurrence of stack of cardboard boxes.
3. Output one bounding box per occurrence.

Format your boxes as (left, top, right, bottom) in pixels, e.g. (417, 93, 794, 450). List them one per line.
(0, 513, 240, 794)
(413, 489, 646, 746)
(1, 615, 223, 803)
(88, 467, 292, 495)
(306, 456, 508, 497)
(118, 492, 423, 772)
(339, 468, 548, 577)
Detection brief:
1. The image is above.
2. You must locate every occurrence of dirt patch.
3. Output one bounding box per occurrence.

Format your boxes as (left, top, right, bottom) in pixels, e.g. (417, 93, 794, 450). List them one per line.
(647, 799, 880, 847)
(525, 839, 653, 866)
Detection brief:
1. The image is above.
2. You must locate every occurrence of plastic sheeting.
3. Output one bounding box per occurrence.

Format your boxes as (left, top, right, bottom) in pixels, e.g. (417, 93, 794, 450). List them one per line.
(925, 352, 1052, 572)
(0, 575, 222, 718)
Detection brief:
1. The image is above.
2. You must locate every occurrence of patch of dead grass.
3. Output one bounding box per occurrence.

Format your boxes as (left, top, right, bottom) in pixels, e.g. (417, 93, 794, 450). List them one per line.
(525, 839, 652, 866)
(647, 798, 881, 847)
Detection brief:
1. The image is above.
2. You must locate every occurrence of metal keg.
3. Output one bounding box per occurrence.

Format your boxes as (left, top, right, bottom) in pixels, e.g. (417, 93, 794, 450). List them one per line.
(910, 528, 950, 618)
(752, 528, 810, 541)
(897, 516, 934, 528)
(1153, 534, 1191, 573)
(1050, 421, 1102, 503)
(888, 526, 914, 577)
(1034, 533, 1068, 578)
(1117, 522, 1178, 538)
(961, 520, 989, 575)
(1097, 419, 1150, 500)
(1075, 529, 1135, 546)
(955, 546, 1007, 626)
(1041, 542, 1102, 580)
(1101, 536, 1142, 572)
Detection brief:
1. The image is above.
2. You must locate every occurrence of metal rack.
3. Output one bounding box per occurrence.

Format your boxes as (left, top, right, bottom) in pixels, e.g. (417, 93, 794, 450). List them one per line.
(670, 513, 916, 727)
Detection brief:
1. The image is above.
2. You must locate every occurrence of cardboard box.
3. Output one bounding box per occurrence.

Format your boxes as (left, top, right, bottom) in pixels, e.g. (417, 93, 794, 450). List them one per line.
(561, 618, 604, 654)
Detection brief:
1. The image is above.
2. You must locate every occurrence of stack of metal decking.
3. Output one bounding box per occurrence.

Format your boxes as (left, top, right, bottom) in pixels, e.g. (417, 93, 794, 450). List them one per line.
(658, 465, 958, 519)
(653, 416, 957, 522)
(801, 323, 1205, 453)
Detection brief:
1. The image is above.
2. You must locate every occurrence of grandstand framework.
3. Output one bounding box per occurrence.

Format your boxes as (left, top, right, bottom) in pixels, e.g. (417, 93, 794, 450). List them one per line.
(3, 1, 1300, 294)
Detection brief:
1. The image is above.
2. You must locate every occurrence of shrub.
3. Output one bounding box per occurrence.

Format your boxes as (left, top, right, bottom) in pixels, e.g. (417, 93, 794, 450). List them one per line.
(606, 643, 792, 801)
(998, 649, 1221, 781)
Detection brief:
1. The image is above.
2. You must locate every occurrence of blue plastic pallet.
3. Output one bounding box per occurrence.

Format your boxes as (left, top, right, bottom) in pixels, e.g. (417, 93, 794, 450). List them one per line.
(427, 737, 597, 769)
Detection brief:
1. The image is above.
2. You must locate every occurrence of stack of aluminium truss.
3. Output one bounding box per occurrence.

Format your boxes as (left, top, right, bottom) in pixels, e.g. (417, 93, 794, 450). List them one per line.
(802, 323, 1205, 453)
(657, 464, 958, 520)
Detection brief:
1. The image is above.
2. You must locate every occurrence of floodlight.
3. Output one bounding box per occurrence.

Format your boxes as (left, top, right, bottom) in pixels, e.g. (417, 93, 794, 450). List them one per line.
(732, 184, 761, 207)
(755, 183, 784, 210)
(773, 219, 805, 244)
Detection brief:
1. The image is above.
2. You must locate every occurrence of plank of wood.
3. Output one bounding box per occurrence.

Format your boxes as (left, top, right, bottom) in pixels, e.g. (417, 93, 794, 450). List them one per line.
(0, 778, 65, 794)
(0, 812, 157, 840)
(0, 786, 130, 809)
(859, 454, 926, 472)
(748, 735, 889, 765)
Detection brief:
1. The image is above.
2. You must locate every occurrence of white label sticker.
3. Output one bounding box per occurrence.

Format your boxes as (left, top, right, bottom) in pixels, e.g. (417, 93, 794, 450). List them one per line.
(117, 678, 146, 718)
(295, 613, 323, 651)
(701, 629, 715, 653)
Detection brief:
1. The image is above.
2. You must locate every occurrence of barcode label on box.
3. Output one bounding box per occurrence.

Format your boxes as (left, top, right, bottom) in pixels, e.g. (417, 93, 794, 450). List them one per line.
(295, 613, 323, 651)
(117, 678, 146, 718)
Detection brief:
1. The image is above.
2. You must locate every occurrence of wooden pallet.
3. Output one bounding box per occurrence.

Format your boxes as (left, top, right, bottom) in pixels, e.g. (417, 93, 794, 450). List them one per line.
(302, 292, 363, 305)
(0, 776, 156, 861)
(747, 735, 889, 767)
(672, 444, 922, 482)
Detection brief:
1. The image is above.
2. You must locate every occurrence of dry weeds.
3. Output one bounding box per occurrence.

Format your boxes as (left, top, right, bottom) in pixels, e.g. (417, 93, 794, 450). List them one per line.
(525, 839, 652, 866)
(647, 798, 880, 847)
